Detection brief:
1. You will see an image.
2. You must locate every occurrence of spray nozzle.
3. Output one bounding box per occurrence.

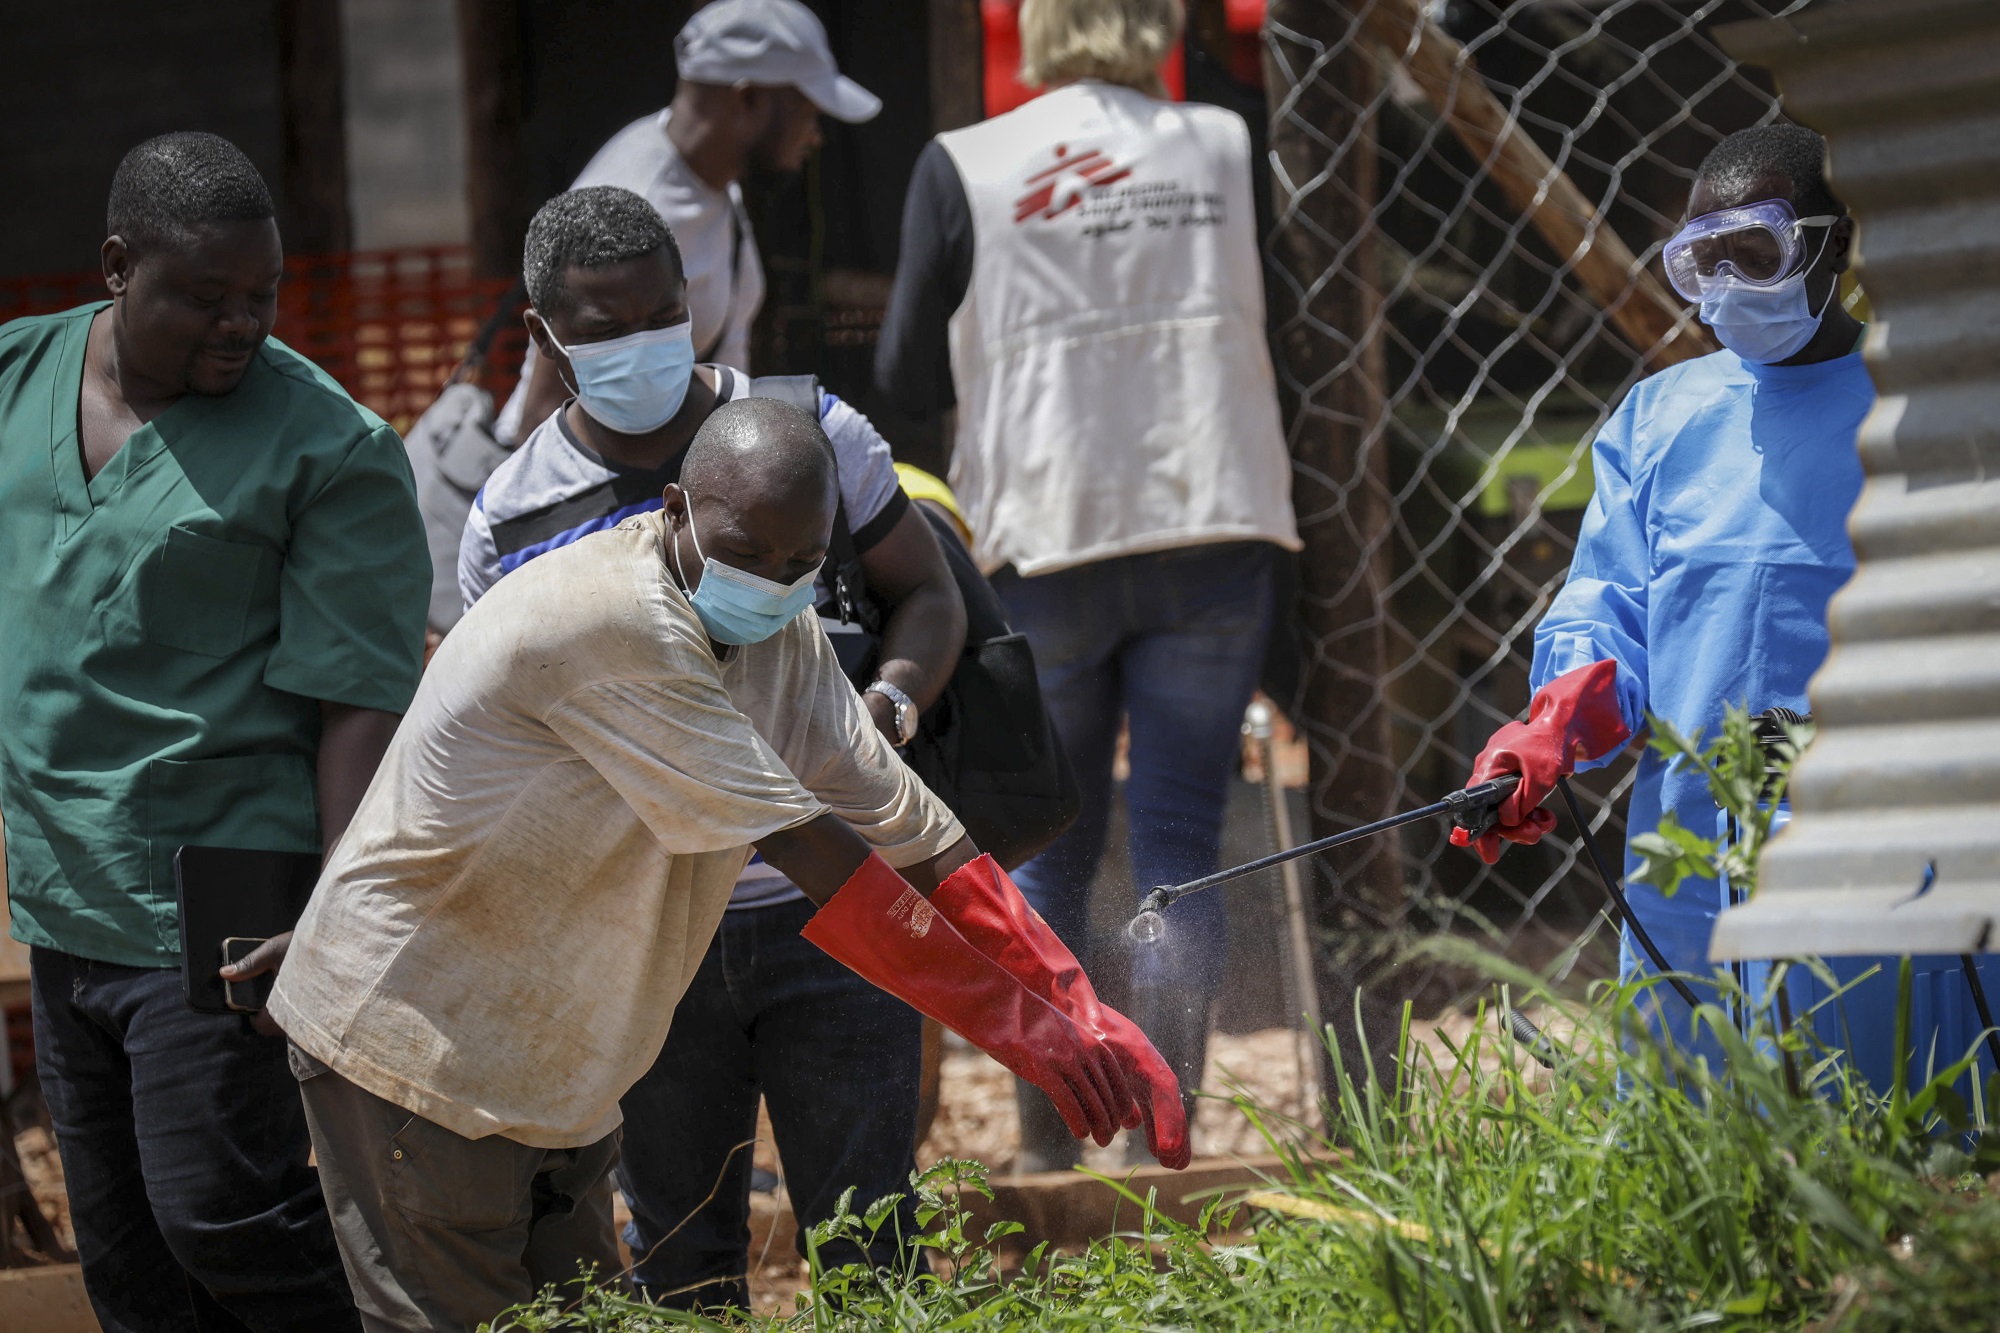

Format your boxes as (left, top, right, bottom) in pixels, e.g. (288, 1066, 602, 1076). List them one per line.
(1127, 888, 1172, 944)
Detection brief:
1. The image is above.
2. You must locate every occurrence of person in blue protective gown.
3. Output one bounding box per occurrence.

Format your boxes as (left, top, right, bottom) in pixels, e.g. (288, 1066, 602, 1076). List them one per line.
(1456, 122, 1997, 1090)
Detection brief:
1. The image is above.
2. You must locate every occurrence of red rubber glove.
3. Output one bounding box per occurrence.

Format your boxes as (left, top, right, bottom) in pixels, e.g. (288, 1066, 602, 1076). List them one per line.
(930, 854, 1192, 1171)
(1451, 659, 1631, 864)
(802, 853, 1133, 1146)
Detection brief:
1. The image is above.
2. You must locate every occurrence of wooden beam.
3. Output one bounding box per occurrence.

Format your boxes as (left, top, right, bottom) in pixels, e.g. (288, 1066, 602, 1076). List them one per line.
(929, 0, 985, 134)
(277, 0, 351, 253)
(964, 1154, 1321, 1245)
(1265, 0, 1412, 1100)
(1354, 0, 1714, 369)
(456, 0, 532, 279)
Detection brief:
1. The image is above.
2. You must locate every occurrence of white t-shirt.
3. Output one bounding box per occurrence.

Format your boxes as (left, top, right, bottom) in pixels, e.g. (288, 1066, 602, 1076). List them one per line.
(459, 369, 912, 913)
(495, 109, 765, 443)
(268, 512, 962, 1149)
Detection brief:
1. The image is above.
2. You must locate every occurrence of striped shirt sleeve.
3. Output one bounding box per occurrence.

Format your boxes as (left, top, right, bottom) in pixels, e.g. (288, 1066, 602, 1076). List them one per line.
(459, 489, 504, 611)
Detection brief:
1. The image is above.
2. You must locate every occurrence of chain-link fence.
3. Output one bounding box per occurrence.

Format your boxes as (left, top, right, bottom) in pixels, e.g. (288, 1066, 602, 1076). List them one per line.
(1258, 0, 1825, 1015)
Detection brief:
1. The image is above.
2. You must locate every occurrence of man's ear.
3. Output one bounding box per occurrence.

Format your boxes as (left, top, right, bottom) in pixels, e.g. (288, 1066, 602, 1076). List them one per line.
(662, 482, 689, 526)
(102, 236, 131, 298)
(524, 307, 560, 360)
(1827, 216, 1856, 275)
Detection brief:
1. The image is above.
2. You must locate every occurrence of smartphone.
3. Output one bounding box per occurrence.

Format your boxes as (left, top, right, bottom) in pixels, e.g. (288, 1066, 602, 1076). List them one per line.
(221, 936, 274, 1013)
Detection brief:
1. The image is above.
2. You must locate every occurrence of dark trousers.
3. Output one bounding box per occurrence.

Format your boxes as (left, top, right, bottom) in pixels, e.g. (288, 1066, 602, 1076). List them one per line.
(30, 948, 359, 1333)
(992, 542, 1275, 1168)
(617, 897, 926, 1309)
(990, 541, 1277, 998)
(294, 1052, 619, 1333)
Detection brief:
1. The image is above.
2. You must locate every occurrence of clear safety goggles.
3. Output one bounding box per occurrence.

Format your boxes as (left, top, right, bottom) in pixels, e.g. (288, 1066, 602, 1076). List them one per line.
(1661, 198, 1839, 302)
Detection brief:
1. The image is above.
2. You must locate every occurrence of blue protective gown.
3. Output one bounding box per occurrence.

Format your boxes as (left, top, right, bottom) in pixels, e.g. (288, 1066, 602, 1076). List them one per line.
(1531, 344, 1997, 1088)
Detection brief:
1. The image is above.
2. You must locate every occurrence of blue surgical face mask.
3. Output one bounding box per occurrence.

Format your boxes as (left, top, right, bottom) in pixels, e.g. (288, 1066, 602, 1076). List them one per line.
(551, 322, 695, 435)
(670, 499, 822, 645)
(1698, 231, 1836, 365)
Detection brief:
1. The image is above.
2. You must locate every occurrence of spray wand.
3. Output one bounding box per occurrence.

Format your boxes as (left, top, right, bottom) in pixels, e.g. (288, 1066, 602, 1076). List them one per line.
(1126, 771, 1704, 1014)
(1127, 774, 1520, 942)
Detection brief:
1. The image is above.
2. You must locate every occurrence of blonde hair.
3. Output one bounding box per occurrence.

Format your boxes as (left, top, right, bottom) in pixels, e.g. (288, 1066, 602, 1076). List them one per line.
(1017, 0, 1184, 97)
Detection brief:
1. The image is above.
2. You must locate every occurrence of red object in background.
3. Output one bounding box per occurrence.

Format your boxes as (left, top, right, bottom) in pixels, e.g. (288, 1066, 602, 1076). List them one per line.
(276, 249, 527, 431)
(0, 247, 528, 433)
(1221, 0, 1266, 87)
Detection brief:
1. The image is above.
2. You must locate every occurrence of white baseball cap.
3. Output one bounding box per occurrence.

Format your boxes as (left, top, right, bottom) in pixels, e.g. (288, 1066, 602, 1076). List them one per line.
(675, 0, 882, 124)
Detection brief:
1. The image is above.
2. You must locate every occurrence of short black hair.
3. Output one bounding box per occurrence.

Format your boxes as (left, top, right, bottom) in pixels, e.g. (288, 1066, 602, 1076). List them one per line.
(523, 187, 684, 316)
(106, 132, 276, 256)
(1695, 123, 1844, 217)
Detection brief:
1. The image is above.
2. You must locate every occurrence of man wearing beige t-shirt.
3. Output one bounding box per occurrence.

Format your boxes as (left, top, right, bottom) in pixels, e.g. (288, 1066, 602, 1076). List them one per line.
(259, 400, 1187, 1330)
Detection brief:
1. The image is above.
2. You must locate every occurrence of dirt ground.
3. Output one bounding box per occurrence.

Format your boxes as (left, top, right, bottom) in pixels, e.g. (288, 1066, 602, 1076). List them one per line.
(917, 1026, 1319, 1173)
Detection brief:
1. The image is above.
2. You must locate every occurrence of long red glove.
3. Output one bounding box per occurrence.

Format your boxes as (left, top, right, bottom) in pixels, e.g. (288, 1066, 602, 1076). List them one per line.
(1451, 659, 1632, 864)
(930, 855, 1192, 1171)
(801, 853, 1133, 1146)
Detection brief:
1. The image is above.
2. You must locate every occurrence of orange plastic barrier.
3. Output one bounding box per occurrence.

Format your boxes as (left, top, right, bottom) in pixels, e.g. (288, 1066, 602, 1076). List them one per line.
(0, 246, 527, 434)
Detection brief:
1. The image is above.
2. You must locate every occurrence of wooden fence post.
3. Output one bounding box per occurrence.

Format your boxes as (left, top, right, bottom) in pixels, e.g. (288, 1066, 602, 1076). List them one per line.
(456, 0, 531, 280)
(1264, 0, 1408, 1083)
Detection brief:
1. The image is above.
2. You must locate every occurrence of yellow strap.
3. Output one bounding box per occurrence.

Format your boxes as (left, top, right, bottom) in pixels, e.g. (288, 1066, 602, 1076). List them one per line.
(894, 463, 972, 546)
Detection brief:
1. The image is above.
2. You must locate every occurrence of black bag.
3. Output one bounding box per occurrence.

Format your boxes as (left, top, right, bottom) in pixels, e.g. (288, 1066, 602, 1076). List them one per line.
(746, 376, 1081, 870)
(894, 505, 1083, 870)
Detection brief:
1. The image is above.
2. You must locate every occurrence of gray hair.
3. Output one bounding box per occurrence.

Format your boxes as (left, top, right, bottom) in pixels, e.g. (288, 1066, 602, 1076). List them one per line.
(1019, 0, 1183, 96)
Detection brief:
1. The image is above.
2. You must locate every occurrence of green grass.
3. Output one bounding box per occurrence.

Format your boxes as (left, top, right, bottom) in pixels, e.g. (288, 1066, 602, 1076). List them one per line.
(489, 960, 2000, 1332)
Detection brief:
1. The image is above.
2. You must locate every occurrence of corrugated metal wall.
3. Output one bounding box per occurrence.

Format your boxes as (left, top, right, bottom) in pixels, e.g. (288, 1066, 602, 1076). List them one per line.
(1711, 0, 2000, 959)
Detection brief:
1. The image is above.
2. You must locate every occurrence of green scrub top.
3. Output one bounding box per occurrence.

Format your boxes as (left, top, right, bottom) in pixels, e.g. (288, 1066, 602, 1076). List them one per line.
(0, 304, 429, 967)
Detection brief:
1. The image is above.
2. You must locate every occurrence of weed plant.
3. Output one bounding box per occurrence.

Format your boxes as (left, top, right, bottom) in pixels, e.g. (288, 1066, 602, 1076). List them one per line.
(491, 712, 2000, 1329)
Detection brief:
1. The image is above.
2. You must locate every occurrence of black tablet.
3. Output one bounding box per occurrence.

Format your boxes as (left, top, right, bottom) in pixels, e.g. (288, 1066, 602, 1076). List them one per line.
(173, 845, 320, 1015)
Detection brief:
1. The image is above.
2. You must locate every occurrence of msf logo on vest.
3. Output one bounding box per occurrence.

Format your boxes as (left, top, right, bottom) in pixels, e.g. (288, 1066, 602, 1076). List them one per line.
(1013, 143, 1134, 223)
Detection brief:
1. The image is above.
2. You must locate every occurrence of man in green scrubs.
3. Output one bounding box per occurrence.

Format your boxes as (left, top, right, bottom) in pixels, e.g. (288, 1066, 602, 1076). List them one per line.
(0, 132, 427, 1331)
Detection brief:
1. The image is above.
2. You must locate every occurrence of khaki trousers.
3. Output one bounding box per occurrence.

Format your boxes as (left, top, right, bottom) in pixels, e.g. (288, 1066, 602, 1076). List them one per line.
(292, 1045, 620, 1332)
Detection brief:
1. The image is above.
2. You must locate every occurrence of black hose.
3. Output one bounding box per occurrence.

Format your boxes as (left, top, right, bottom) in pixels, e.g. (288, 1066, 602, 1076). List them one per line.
(1139, 775, 1520, 912)
(1556, 777, 1703, 1013)
(1960, 954, 2000, 1074)
(1505, 1008, 1559, 1070)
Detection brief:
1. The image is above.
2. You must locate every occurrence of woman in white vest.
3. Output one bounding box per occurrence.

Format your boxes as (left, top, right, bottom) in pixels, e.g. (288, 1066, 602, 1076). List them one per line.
(877, 0, 1299, 1171)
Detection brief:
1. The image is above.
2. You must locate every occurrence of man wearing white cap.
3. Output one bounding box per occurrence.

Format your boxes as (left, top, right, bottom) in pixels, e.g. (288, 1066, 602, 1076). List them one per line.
(494, 0, 881, 444)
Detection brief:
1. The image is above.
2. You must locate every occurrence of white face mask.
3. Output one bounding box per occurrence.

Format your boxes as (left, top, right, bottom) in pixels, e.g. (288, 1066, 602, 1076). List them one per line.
(550, 322, 696, 434)
(1697, 231, 1836, 365)
(670, 499, 822, 645)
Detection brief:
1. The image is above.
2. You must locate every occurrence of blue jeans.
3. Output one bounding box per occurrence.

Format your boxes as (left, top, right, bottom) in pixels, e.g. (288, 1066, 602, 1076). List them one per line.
(991, 541, 1277, 997)
(30, 948, 359, 1333)
(616, 897, 925, 1309)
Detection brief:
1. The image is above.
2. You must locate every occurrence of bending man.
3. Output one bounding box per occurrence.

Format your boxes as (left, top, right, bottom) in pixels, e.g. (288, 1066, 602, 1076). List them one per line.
(264, 399, 1186, 1331)
(464, 184, 967, 1308)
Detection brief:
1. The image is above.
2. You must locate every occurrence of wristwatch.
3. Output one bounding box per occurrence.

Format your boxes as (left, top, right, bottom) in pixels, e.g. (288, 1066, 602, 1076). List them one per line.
(865, 680, 920, 746)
